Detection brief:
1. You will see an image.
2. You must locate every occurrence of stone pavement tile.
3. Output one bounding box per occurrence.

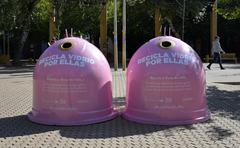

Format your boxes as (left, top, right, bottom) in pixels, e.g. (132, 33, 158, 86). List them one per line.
(1, 67, 240, 147)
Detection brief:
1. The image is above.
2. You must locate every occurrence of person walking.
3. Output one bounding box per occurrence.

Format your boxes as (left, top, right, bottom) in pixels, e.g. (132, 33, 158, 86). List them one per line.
(207, 36, 225, 70)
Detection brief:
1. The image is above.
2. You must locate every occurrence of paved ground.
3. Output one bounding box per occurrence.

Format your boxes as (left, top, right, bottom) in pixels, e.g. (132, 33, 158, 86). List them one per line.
(0, 63, 240, 148)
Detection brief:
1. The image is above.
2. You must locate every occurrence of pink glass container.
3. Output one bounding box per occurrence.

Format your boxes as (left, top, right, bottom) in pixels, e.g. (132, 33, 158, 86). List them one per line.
(28, 37, 117, 125)
(123, 36, 210, 125)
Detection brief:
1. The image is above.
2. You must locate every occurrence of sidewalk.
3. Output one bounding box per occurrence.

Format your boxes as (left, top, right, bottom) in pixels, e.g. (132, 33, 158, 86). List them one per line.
(0, 63, 240, 147)
(204, 63, 240, 83)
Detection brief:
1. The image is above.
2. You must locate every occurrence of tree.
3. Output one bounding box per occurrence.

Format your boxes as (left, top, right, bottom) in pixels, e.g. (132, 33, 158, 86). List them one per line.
(15, 0, 39, 64)
(0, 1, 18, 32)
(123, 0, 209, 55)
(32, 0, 50, 31)
(0, 0, 39, 64)
(59, 1, 104, 43)
(0, 1, 18, 58)
(1, 0, 105, 63)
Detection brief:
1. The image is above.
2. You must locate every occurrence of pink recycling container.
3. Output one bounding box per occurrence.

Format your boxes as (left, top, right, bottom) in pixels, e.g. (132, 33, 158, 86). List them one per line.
(123, 36, 210, 125)
(28, 37, 117, 125)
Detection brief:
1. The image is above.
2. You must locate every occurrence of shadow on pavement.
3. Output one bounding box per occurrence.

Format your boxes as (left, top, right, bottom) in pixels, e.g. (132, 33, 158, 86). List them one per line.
(0, 115, 58, 138)
(205, 85, 240, 140)
(0, 66, 34, 74)
(0, 85, 239, 140)
(0, 115, 173, 138)
(215, 82, 240, 85)
(207, 85, 240, 121)
(59, 117, 174, 139)
(206, 125, 234, 141)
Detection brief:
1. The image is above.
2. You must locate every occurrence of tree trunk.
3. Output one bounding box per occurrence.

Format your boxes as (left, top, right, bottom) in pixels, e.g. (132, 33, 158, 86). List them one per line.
(14, 29, 30, 65)
(155, 6, 161, 37)
(12, 0, 39, 65)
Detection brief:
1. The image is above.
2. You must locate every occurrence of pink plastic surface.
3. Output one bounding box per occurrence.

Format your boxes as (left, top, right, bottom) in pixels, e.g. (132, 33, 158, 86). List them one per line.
(123, 36, 210, 125)
(28, 37, 117, 125)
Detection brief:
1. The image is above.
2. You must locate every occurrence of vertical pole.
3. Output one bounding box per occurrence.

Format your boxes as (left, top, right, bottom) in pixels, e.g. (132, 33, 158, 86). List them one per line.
(3, 31, 5, 55)
(70, 28, 73, 37)
(65, 29, 68, 37)
(160, 25, 162, 35)
(210, 0, 218, 44)
(164, 27, 166, 36)
(182, 0, 185, 40)
(7, 32, 10, 57)
(154, 6, 161, 37)
(122, 0, 126, 71)
(114, 0, 118, 71)
(100, 4, 108, 57)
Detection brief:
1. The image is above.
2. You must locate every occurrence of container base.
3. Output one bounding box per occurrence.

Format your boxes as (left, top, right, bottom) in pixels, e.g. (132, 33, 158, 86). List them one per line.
(28, 108, 118, 126)
(122, 109, 211, 125)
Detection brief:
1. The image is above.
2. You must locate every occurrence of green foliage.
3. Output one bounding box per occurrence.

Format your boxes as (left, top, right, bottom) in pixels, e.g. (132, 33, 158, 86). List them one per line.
(107, 0, 122, 37)
(32, 0, 50, 27)
(0, 0, 18, 31)
(125, 1, 154, 55)
(0, 0, 220, 59)
(59, 1, 103, 39)
(127, 0, 145, 6)
(31, 0, 50, 32)
(64, 0, 107, 5)
(14, 0, 39, 29)
(0, 0, 40, 31)
(218, 0, 240, 19)
(0, 0, 210, 40)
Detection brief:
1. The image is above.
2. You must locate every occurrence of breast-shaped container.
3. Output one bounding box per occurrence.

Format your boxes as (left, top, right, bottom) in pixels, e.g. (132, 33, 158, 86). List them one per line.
(123, 36, 210, 125)
(28, 37, 117, 125)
